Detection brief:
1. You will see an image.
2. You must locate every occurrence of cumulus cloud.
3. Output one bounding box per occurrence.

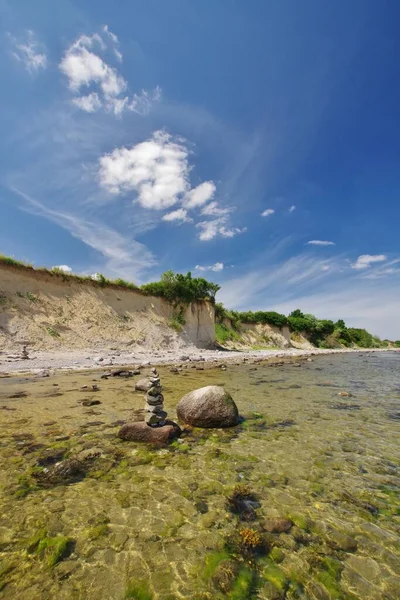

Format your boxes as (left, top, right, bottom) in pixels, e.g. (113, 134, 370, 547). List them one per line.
(162, 208, 191, 222)
(52, 265, 72, 273)
(59, 29, 160, 115)
(195, 262, 224, 272)
(307, 240, 335, 246)
(261, 208, 275, 217)
(289, 205, 296, 213)
(98, 130, 244, 237)
(99, 131, 192, 208)
(10, 30, 47, 73)
(351, 254, 387, 270)
(185, 181, 216, 209)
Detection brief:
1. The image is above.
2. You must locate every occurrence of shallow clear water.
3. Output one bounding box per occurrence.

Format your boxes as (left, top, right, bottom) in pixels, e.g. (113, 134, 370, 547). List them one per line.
(0, 353, 399, 599)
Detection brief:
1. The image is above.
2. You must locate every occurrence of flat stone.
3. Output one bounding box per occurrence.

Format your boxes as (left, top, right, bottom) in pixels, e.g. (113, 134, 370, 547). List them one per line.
(146, 394, 164, 406)
(118, 421, 181, 444)
(145, 403, 165, 413)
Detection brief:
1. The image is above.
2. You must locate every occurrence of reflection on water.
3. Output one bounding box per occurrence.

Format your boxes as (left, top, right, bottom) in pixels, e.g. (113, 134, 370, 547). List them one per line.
(0, 353, 399, 599)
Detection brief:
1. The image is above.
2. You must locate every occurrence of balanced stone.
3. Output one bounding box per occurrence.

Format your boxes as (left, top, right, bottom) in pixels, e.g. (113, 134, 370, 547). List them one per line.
(146, 394, 164, 406)
(145, 412, 167, 426)
(145, 402, 165, 414)
(147, 386, 163, 397)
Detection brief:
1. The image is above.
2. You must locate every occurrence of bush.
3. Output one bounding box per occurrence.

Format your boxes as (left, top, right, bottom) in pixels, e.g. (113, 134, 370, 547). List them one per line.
(141, 271, 220, 304)
(238, 310, 288, 328)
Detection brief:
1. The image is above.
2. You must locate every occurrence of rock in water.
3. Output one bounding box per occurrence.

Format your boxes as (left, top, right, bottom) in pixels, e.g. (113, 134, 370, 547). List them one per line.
(135, 378, 153, 392)
(177, 385, 239, 428)
(118, 422, 181, 443)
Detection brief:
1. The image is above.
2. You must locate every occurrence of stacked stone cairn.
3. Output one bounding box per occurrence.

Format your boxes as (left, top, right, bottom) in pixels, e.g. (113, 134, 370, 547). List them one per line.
(144, 368, 168, 427)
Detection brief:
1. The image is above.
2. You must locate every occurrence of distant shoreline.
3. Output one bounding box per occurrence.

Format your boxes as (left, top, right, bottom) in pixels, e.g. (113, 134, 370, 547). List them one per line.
(0, 346, 396, 375)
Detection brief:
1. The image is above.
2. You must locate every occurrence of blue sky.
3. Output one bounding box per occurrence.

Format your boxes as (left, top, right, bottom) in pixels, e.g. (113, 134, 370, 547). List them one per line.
(1, 0, 399, 338)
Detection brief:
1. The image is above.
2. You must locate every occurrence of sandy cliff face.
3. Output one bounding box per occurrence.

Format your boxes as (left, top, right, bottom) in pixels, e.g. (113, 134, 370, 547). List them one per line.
(238, 322, 291, 348)
(0, 265, 215, 351)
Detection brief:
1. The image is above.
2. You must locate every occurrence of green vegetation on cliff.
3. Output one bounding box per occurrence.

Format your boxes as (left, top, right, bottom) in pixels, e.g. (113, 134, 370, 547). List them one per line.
(0, 256, 393, 348)
(215, 304, 391, 349)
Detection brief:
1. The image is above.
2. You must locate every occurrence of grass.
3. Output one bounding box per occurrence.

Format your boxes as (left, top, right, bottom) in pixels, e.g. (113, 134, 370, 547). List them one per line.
(46, 326, 60, 338)
(215, 323, 241, 345)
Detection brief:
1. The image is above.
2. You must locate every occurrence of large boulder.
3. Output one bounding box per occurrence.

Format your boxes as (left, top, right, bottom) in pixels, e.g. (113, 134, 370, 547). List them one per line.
(177, 385, 239, 428)
(118, 421, 181, 444)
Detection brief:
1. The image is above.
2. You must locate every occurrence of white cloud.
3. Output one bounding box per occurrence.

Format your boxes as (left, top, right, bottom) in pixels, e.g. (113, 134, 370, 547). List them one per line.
(307, 240, 335, 246)
(351, 254, 387, 270)
(196, 218, 246, 241)
(162, 208, 191, 222)
(99, 130, 217, 213)
(261, 208, 275, 217)
(185, 181, 216, 209)
(289, 205, 296, 213)
(59, 29, 160, 116)
(72, 92, 102, 113)
(195, 262, 224, 272)
(52, 265, 72, 273)
(220, 226, 247, 238)
(201, 201, 232, 216)
(10, 30, 47, 74)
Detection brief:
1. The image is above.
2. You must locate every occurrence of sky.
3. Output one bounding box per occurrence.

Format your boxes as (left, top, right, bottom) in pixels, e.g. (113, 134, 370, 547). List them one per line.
(1, 0, 399, 339)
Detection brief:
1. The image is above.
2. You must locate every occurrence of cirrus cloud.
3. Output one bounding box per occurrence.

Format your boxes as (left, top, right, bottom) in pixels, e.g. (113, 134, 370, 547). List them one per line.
(9, 30, 47, 74)
(307, 240, 335, 246)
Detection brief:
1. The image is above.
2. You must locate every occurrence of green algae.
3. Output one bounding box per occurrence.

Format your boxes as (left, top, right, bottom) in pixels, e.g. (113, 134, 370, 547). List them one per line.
(124, 581, 154, 599)
(27, 530, 72, 567)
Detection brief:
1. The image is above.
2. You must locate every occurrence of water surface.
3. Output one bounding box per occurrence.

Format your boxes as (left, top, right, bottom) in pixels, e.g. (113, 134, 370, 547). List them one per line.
(0, 353, 399, 599)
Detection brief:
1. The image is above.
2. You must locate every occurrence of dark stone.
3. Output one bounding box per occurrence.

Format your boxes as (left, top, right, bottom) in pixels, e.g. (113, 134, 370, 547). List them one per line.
(195, 500, 208, 514)
(118, 421, 181, 444)
(177, 385, 239, 428)
(263, 518, 293, 533)
(111, 369, 133, 377)
(81, 400, 101, 406)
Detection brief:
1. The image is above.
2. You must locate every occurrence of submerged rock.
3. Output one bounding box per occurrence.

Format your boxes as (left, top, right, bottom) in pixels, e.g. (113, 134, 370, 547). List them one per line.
(177, 385, 239, 428)
(263, 518, 293, 533)
(118, 421, 181, 443)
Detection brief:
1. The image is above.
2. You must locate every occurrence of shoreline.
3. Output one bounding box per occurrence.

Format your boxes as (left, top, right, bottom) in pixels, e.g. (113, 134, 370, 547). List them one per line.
(0, 346, 395, 375)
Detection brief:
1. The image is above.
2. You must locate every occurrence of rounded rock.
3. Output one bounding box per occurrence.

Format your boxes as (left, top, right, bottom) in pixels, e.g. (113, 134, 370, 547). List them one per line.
(177, 385, 239, 428)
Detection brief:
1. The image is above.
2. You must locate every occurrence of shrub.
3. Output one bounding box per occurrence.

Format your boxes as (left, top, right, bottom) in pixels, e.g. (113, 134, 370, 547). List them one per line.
(141, 271, 220, 304)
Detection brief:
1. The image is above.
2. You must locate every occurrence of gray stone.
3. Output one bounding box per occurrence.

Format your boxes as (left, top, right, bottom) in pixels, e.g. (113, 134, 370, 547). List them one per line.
(177, 385, 239, 428)
(146, 394, 164, 406)
(145, 403, 165, 413)
(145, 412, 167, 425)
(147, 385, 163, 397)
(135, 378, 153, 392)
